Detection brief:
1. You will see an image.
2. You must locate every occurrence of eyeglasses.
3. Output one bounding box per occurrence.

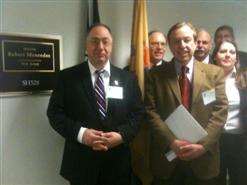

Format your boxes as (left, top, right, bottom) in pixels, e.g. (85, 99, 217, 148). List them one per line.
(88, 38, 112, 46)
(150, 41, 166, 48)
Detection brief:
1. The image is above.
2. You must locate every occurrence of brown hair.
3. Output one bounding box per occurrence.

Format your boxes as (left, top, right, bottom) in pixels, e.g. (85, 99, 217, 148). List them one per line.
(212, 40, 239, 65)
(212, 40, 247, 89)
(236, 67, 247, 90)
(167, 21, 197, 44)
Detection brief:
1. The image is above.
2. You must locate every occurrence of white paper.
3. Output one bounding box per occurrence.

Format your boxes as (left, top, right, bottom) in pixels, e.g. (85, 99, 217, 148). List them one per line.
(165, 105, 208, 161)
(202, 88, 216, 105)
(107, 86, 123, 99)
(165, 150, 177, 162)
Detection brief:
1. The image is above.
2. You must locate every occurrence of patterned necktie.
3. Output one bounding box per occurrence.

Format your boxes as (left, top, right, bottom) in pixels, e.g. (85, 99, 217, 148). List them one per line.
(95, 70, 106, 119)
(179, 66, 191, 110)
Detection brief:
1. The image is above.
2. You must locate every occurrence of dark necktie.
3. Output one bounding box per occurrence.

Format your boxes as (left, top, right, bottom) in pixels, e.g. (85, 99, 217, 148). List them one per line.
(179, 66, 191, 110)
(95, 70, 106, 119)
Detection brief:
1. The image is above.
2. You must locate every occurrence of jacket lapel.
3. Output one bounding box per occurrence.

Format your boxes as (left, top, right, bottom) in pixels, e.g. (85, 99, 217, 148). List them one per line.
(80, 63, 100, 115)
(166, 61, 181, 103)
(106, 66, 121, 117)
(192, 61, 204, 104)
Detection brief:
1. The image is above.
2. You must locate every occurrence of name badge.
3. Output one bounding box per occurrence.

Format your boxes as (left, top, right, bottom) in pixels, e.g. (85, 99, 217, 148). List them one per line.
(107, 86, 123, 99)
(202, 88, 216, 105)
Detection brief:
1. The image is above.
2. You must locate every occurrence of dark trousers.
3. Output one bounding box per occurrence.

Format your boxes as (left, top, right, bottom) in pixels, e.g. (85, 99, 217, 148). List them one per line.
(218, 133, 247, 185)
(70, 176, 142, 185)
(70, 178, 131, 185)
(69, 171, 132, 185)
(152, 161, 219, 185)
(70, 176, 131, 185)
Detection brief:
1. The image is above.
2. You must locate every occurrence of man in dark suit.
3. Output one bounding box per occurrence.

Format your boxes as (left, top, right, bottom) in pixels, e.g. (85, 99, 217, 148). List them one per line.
(124, 30, 168, 71)
(145, 22, 228, 185)
(194, 28, 213, 64)
(47, 23, 144, 185)
(214, 24, 247, 68)
(149, 30, 168, 67)
(130, 30, 168, 185)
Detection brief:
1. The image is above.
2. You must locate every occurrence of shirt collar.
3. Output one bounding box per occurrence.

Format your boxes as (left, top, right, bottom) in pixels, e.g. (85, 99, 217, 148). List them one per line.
(175, 57, 194, 76)
(156, 60, 163, 66)
(88, 60, 111, 77)
(230, 66, 237, 78)
(202, 55, 210, 64)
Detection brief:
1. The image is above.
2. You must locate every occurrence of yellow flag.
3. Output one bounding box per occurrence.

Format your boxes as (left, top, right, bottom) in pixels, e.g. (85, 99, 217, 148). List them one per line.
(130, 0, 150, 97)
(130, 3, 152, 184)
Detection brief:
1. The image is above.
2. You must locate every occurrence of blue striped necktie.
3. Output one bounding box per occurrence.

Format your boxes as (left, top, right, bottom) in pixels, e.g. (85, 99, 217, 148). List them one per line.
(95, 70, 106, 119)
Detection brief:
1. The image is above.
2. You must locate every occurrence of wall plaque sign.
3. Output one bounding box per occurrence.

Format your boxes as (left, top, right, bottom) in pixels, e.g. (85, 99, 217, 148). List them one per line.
(0, 33, 62, 96)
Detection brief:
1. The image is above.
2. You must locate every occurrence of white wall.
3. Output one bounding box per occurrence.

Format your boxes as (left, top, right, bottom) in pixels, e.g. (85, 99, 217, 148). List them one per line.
(0, 0, 246, 185)
(100, 0, 247, 67)
(0, 1, 86, 185)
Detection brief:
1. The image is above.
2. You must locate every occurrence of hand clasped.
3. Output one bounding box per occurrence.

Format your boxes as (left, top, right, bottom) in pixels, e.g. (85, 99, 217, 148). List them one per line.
(82, 129, 123, 151)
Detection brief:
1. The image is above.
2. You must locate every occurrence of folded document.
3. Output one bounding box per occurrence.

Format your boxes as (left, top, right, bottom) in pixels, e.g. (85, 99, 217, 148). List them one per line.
(165, 105, 208, 161)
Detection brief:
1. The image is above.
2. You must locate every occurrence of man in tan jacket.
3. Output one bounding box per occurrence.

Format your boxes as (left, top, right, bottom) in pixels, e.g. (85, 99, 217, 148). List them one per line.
(145, 22, 228, 185)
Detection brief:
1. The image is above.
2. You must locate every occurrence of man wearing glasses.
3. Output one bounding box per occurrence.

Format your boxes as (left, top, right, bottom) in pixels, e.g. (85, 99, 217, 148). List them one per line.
(149, 31, 168, 67)
(47, 23, 144, 185)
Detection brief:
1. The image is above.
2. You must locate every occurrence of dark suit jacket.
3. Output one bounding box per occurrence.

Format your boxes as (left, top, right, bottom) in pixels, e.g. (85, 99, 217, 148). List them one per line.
(208, 55, 214, 64)
(239, 50, 247, 68)
(240, 88, 247, 134)
(124, 59, 168, 71)
(240, 89, 247, 154)
(145, 59, 228, 180)
(195, 55, 213, 64)
(47, 61, 144, 184)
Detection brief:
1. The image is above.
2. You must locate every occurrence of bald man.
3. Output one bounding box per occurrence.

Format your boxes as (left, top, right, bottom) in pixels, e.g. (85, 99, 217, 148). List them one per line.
(125, 30, 168, 71)
(194, 29, 213, 64)
(149, 31, 168, 67)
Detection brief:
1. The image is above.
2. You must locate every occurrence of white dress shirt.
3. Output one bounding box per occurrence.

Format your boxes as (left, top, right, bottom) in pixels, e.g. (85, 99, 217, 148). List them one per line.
(201, 55, 210, 64)
(224, 67, 243, 134)
(175, 57, 194, 83)
(77, 60, 111, 143)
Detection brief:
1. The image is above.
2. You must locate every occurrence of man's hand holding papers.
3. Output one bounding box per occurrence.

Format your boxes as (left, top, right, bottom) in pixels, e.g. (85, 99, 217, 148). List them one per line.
(165, 105, 208, 161)
(170, 139, 206, 161)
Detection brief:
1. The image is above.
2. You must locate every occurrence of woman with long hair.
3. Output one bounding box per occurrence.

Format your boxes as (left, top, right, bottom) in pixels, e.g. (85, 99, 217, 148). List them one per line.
(212, 40, 247, 185)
